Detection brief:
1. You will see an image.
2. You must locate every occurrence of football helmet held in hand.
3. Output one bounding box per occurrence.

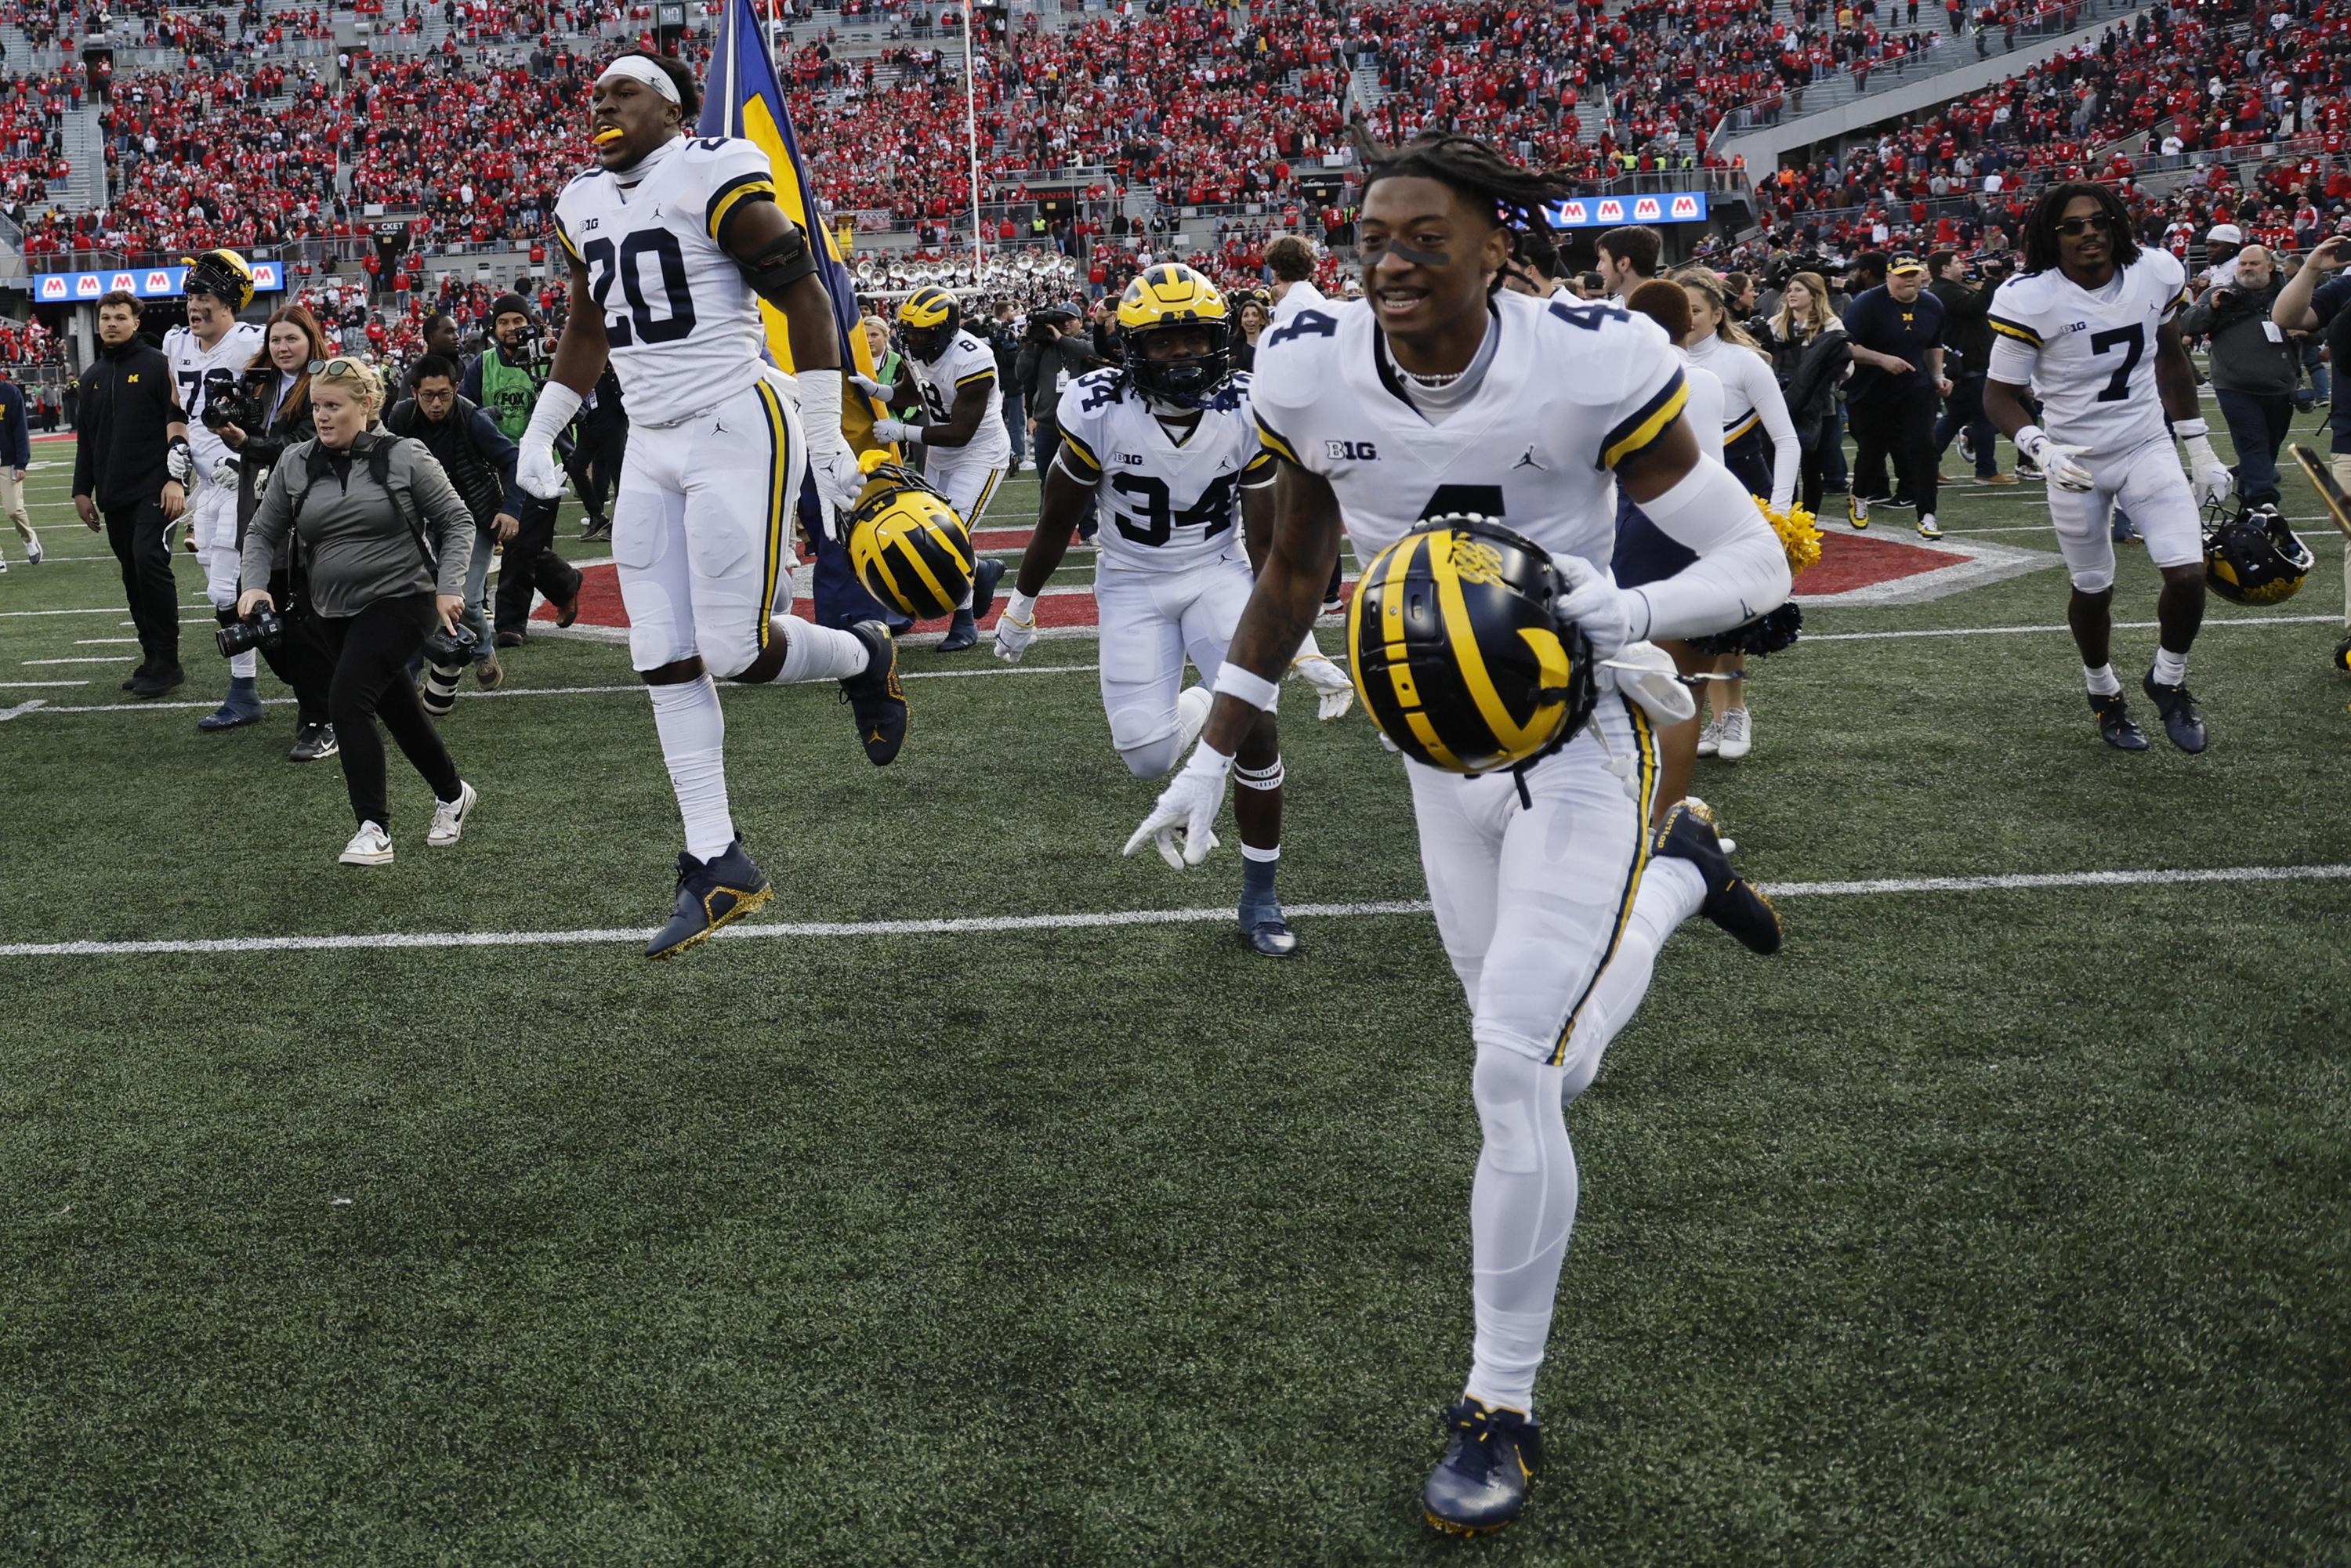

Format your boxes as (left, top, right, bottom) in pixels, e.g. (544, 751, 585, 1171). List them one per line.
(2203, 499, 2313, 606)
(846, 450, 976, 619)
(1346, 514, 1596, 774)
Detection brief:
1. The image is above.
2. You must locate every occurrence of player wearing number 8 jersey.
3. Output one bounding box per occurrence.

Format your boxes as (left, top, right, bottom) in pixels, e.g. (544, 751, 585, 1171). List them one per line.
(536, 52, 908, 958)
(1118, 136, 1791, 1536)
(1984, 183, 2232, 754)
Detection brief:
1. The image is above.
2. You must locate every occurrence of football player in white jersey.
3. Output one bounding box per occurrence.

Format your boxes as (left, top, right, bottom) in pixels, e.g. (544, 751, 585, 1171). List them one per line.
(1121, 133, 1792, 1536)
(528, 52, 904, 959)
(165, 250, 268, 732)
(991, 264, 1349, 955)
(860, 287, 1010, 650)
(1985, 183, 2234, 753)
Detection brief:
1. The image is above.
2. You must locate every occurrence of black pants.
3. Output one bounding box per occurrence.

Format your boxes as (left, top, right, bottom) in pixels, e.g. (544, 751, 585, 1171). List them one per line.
(318, 593, 462, 829)
(1793, 415, 1839, 515)
(1933, 371, 1998, 477)
(104, 498, 179, 669)
(1850, 382, 1939, 517)
(2214, 387, 2291, 508)
(259, 567, 334, 728)
(571, 421, 627, 524)
(494, 494, 584, 633)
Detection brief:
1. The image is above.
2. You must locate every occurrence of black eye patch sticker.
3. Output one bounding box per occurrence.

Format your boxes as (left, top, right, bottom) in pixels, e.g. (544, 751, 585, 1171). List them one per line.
(1382, 239, 1450, 267)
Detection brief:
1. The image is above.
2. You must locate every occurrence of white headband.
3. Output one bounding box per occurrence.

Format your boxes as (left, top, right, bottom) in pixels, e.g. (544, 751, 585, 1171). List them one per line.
(598, 56, 681, 105)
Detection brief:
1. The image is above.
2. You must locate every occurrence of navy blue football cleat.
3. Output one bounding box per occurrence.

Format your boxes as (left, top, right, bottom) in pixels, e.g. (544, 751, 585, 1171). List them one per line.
(1240, 907, 1299, 958)
(1423, 1398, 1542, 1537)
(2140, 668, 2208, 754)
(839, 619, 908, 766)
(936, 558, 1007, 653)
(1653, 800, 1781, 955)
(646, 838, 773, 960)
(2088, 691, 2147, 751)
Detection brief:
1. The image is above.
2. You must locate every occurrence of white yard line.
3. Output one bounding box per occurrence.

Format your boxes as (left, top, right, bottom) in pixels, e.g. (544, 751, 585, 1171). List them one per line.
(0, 679, 85, 687)
(21, 657, 126, 664)
(3, 864, 2343, 960)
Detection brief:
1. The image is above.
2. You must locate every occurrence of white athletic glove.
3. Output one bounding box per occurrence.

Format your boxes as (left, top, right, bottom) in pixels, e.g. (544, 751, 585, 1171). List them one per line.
(2015, 425, 2096, 492)
(992, 588, 1038, 662)
(516, 378, 582, 501)
(871, 416, 913, 445)
(1122, 741, 1230, 870)
(2175, 418, 2235, 506)
(165, 436, 195, 487)
(208, 454, 240, 490)
(849, 371, 890, 403)
(789, 368, 864, 540)
(1291, 650, 1355, 721)
(1553, 554, 1648, 660)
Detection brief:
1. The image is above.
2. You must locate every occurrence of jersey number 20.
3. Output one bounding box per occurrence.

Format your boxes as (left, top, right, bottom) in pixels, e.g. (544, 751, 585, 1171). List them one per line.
(584, 230, 696, 348)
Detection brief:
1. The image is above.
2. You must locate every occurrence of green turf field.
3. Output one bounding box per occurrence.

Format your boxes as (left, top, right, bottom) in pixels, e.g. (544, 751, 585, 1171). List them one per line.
(2, 418, 2347, 1566)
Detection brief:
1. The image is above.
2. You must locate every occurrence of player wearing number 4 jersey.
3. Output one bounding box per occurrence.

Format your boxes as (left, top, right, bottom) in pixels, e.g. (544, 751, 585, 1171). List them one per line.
(1985, 183, 2233, 754)
(538, 52, 907, 958)
(1121, 135, 1791, 1536)
(993, 264, 1352, 955)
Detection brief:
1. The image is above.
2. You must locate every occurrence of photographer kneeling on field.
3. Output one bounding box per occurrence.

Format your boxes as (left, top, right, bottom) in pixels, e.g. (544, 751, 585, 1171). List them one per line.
(237, 357, 482, 867)
(216, 303, 339, 762)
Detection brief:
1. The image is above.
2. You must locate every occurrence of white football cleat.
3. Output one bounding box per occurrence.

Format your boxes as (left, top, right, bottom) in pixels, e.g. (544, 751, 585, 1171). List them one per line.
(1696, 718, 1721, 757)
(22, 534, 39, 565)
(426, 780, 477, 847)
(339, 821, 394, 866)
(1715, 708, 1752, 762)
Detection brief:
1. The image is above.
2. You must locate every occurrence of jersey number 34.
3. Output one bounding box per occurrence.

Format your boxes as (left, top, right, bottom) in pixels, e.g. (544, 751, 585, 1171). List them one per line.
(584, 230, 696, 348)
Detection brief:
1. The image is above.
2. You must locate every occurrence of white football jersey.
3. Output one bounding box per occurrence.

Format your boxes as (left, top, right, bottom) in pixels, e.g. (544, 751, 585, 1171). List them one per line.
(165, 320, 266, 469)
(1985, 248, 2188, 458)
(1056, 368, 1277, 574)
(553, 136, 778, 425)
(905, 328, 1011, 467)
(1249, 289, 1686, 571)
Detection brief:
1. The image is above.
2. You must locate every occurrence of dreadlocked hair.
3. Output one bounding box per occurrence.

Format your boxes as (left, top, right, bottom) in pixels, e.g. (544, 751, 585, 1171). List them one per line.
(2021, 182, 2140, 277)
(1349, 119, 1578, 291)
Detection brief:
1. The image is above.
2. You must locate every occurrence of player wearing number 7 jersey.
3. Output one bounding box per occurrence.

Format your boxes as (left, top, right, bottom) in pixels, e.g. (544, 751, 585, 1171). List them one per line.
(538, 52, 909, 958)
(1984, 182, 2231, 755)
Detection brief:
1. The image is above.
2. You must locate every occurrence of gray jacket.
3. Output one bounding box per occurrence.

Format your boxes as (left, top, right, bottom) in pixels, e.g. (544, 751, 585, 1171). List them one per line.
(2180, 277, 2300, 397)
(241, 429, 475, 618)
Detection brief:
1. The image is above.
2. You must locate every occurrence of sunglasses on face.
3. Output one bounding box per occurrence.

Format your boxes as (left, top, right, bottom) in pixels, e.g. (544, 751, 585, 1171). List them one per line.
(2055, 214, 2114, 237)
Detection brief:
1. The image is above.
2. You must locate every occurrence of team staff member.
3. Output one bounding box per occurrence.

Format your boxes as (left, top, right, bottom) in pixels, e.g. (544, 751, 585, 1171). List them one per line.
(385, 352, 525, 693)
(2182, 244, 2296, 514)
(218, 302, 339, 762)
(462, 292, 582, 644)
(0, 368, 39, 570)
(1842, 254, 1949, 538)
(239, 357, 480, 866)
(74, 291, 190, 698)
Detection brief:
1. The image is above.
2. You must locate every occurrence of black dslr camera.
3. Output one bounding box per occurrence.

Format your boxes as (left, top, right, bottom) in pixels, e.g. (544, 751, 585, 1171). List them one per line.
(216, 603, 284, 657)
(197, 365, 270, 433)
(420, 622, 477, 665)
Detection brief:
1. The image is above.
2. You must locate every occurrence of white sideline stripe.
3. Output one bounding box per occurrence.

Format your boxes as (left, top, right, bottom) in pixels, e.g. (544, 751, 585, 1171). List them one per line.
(73, 638, 140, 644)
(1805, 614, 2340, 642)
(22, 656, 125, 664)
(5, 864, 2345, 959)
(0, 698, 45, 720)
(0, 679, 85, 687)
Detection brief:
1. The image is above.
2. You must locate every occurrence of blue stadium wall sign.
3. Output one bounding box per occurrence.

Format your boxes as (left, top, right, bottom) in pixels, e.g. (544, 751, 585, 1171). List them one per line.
(33, 262, 289, 302)
(1543, 193, 1708, 229)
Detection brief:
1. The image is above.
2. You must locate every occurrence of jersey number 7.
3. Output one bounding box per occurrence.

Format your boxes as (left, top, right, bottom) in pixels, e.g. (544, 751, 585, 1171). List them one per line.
(2088, 323, 2144, 403)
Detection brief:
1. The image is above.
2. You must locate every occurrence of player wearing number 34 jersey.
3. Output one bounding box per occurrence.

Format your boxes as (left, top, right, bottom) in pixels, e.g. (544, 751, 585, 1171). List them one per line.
(534, 51, 907, 959)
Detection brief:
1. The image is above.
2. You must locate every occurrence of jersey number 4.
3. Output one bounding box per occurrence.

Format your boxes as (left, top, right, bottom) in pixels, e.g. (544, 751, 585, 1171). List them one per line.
(2089, 323, 2144, 403)
(1110, 470, 1237, 547)
(584, 230, 696, 348)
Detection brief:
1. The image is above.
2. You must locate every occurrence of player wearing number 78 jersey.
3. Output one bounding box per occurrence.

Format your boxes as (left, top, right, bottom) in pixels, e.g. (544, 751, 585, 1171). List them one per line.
(1984, 182, 2233, 755)
(535, 51, 909, 958)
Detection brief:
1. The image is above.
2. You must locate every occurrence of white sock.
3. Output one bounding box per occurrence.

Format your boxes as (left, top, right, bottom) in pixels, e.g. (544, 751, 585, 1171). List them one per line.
(1464, 1041, 1577, 1414)
(2084, 662, 2121, 697)
(647, 675, 734, 860)
(775, 621, 873, 684)
(2152, 647, 2188, 686)
(227, 648, 257, 679)
(955, 587, 975, 611)
(1556, 855, 1705, 1103)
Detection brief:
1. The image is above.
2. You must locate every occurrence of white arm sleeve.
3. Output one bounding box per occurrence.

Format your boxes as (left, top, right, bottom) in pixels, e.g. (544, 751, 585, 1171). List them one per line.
(1984, 336, 2039, 389)
(1742, 352, 1802, 512)
(1626, 454, 1793, 641)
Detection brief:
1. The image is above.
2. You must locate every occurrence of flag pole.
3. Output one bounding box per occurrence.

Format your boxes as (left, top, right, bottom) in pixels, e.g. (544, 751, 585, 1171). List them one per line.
(962, 4, 983, 277)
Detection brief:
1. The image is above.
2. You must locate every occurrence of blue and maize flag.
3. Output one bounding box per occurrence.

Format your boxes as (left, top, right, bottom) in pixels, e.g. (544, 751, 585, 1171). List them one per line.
(697, 0, 887, 451)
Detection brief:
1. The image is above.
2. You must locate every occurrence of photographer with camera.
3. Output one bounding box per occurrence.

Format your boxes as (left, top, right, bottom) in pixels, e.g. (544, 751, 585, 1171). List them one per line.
(74, 291, 191, 698)
(237, 357, 481, 867)
(460, 292, 581, 647)
(1017, 306, 1103, 535)
(212, 303, 340, 762)
(1929, 249, 2016, 486)
(383, 352, 528, 710)
(2183, 244, 2297, 516)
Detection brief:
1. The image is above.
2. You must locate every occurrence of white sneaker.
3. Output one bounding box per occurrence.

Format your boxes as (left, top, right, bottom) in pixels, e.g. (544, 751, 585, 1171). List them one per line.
(1696, 717, 1722, 757)
(1916, 512, 1941, 540)
(1715, 708, 1753, 762)
(1174, 683, 1213, 760)
(426, 780, 477, 846)
(339, 821, 394, 865)
(22, 534, 38, 565)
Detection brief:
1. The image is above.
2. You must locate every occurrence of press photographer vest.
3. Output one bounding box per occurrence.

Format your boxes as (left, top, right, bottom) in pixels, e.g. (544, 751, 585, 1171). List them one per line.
(476, 347, 545, 443)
